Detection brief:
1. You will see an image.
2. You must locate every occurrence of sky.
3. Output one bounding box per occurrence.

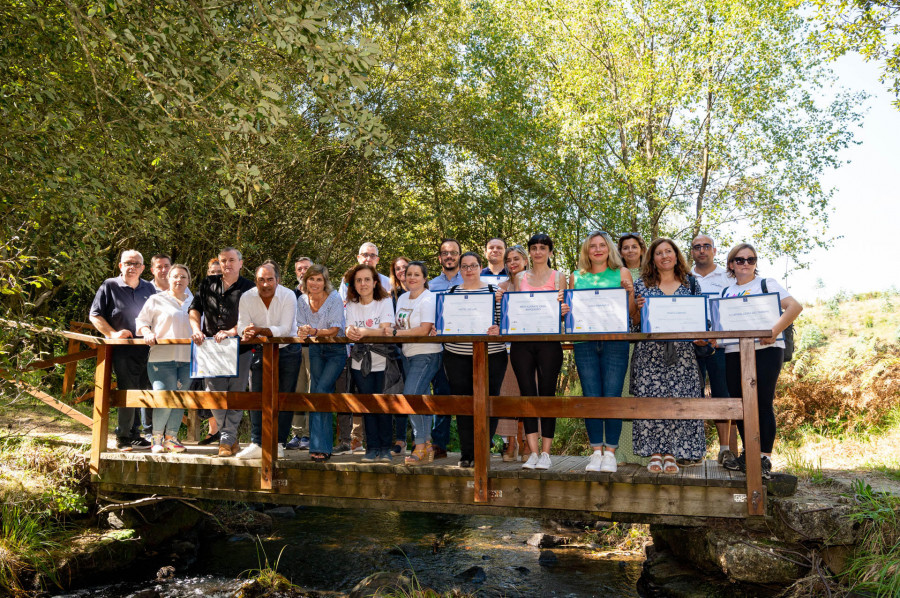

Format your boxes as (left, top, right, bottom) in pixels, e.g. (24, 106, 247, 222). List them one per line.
(756, 53, 900, 302)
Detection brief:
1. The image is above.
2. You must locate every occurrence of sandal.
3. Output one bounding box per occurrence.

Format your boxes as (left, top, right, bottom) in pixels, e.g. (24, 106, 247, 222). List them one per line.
(647, 455, 663, 473)
(662, 455, 679, 475)
(311, 453, 330, 463)
(405, 442, 434, 466)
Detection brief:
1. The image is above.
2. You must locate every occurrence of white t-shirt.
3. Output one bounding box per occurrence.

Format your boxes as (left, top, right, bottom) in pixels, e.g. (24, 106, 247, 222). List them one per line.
(394, 290, 441, 357)
(691, 265, 730, 295)
(345, 298, 394, 370)
(721, 276, 792, 353)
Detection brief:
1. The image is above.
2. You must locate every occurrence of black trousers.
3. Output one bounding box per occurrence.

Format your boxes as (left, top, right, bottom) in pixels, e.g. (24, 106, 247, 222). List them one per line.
(725, 347, 784, 454)
(443, 350, 507, 461)
(111, 346, 151, 440)
(511, 342, 563, 439)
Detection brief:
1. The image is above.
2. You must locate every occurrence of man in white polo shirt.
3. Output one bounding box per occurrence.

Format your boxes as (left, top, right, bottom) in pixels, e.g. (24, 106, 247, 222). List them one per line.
(690, 234, 737, 465)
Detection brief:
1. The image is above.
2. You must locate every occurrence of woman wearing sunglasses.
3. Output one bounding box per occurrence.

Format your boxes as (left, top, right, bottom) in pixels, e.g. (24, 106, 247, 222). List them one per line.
(720, 243, 802, 480)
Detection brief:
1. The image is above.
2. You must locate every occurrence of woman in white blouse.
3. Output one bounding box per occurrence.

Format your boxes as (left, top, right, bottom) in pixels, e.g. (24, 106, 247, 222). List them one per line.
(136, 264, 193, 453)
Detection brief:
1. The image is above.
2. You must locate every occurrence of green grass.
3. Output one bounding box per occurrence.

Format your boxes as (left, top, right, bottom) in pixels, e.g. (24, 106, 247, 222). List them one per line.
(844, 480, 900, 598)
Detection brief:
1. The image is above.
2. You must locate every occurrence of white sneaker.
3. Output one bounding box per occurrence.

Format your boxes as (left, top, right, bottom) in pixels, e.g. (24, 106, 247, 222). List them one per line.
(586, 449, 604, 472)
(278, 445, 285, 459)
(599, 451, 617, 473)
(150, 434, 164, 454)
(535, 452, 552, 470)
(522, 452, 539, 469)
(235, 443, 262, 459)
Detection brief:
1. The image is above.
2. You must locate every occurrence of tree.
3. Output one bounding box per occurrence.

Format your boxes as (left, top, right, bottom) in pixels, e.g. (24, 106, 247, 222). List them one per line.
(813, 0, 900, 108)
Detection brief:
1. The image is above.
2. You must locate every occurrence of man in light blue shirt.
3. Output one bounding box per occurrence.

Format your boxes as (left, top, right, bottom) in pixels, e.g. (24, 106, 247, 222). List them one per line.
(427, 238, 464, 458)
(429, 238, 463, 291)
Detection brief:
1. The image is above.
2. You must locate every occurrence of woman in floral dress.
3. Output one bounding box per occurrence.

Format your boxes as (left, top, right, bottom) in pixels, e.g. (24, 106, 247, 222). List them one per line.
(631, 238, 705, 474)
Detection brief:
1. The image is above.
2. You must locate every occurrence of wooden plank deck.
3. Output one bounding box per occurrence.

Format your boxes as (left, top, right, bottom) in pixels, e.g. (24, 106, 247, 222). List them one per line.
(97, 446, 756, 522)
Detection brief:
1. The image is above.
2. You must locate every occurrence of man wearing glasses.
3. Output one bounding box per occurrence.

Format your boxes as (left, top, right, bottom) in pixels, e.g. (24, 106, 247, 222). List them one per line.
(339, 242, 392, 301)
(689, 234, 736, 465)
(427, 238, 464, 459)
(89, 250, 157, 451)
(429, 238, 463, 292)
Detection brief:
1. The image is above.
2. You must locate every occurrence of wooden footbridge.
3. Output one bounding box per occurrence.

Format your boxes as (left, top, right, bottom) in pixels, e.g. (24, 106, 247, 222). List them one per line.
(19, 325, 771, 522)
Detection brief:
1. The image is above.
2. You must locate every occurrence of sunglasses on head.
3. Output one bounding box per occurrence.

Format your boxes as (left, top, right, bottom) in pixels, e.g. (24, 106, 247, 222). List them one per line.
(731, 256, 757, 266)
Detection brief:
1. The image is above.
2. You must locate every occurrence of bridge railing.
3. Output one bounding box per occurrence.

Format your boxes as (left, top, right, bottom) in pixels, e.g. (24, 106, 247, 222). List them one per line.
(55, 329, 768, 517)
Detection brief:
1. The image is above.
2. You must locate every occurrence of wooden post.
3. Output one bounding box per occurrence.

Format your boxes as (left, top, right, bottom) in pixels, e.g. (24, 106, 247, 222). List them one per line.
(90, 345, 112, 480)
(738, 338, 764, 516)
(472, 341, 490, 503)
(62, 338, 81, 395)
(185, 410, 200, 442)
(260, 343, 279, 490)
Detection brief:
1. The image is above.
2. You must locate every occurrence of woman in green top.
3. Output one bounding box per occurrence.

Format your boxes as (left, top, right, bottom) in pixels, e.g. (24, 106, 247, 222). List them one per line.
(568, 231, 638, 473)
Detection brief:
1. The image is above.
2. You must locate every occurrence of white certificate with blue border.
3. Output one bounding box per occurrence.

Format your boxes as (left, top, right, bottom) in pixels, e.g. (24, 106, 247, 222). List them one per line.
(190, 337, 240, 378)
(501, 291, 561, 334)
(640, 296, 708, 334)
(564, 288, 629, 333)
(436, 292, 495, 335)
(709, 293, 783, 346)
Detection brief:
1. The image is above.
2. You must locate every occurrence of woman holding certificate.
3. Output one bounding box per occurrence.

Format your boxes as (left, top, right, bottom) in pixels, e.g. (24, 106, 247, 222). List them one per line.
(442, 252, 507, 468)
(391, 261, 443, 465)
(296, 264, 347, 463)
(135, 264, 192, 454)
(569, 232, 637, 473)
(720, 243, 802, 479)
(345, 264, 396, 463)
(631, 238, 705, 474)
(511, 233, 566, 470)
(497, 245, 529, 462)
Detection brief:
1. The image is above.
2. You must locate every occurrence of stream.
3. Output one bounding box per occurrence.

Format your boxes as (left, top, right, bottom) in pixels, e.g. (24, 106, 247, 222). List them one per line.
(51, 507, 643, 597)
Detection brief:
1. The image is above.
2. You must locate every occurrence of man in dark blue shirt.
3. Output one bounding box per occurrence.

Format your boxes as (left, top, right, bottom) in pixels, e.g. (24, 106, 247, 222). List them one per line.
(89, 249, 156, 450)
(480, 237, 509, 277)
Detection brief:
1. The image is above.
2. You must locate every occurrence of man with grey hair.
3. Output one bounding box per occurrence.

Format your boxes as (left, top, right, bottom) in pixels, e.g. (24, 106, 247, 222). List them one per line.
(689, 233, 737, 465)
(339, 242, 392, 300)
(189, 246, 255, 457)
(89, 249, 157, 450)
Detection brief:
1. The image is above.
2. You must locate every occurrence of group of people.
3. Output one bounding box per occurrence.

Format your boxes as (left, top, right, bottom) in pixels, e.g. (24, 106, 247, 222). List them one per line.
(88, 231, 801, 480)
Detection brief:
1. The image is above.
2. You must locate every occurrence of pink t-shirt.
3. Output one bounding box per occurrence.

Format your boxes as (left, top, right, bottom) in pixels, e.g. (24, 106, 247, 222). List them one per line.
(518, 270, 560, 292)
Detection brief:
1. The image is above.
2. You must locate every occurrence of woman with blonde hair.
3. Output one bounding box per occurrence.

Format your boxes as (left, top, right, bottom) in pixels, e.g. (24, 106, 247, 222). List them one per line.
(496, 245, 528, 462)
(720, 243, 802, 479)
(136, 264, 193, 453)
(569, 231, 637, 473)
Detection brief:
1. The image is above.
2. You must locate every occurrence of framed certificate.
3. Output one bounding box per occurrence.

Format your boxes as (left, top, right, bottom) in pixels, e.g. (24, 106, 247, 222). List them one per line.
(564, 288, 629, 333)
(436, 292, 496, 335)
(709, 293, 783, 346)
(640, 295, 708, 334)
(501, 291, 561, 334)
(190, 337, 240, 378)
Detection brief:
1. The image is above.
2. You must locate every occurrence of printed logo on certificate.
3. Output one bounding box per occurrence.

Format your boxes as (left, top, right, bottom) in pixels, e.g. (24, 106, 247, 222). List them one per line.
(435, 292, 496, 335)
(640, 295, 708, 335)
(709, 292, 783, 346)
(190, 337, 240, 378)
(500, 290, 561, 335)
(563, 288, 629, 333)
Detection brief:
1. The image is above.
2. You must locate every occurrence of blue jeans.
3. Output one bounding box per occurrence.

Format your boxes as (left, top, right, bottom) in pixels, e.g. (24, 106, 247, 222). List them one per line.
(697, 347, 729, 399)
(308, 344, 347, 454)
(574, 341, 629, 448)
(430, 365, 452, 449)
(351, 369, 390, 451)
(147, 360, 190, 437)
(249, 345, 302, 445)
(401, 352, 443, 444)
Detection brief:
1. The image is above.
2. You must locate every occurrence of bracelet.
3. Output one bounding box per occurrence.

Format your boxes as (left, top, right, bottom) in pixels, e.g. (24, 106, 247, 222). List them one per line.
(312, 328, 318, 336)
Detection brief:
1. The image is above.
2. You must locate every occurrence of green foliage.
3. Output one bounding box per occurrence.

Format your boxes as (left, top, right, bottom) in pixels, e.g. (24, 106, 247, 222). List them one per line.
(845, 480, 900, 598)
(796, 323, 826, 352)
(813, 0, 900, 108)
(0, 506, 62, 596)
